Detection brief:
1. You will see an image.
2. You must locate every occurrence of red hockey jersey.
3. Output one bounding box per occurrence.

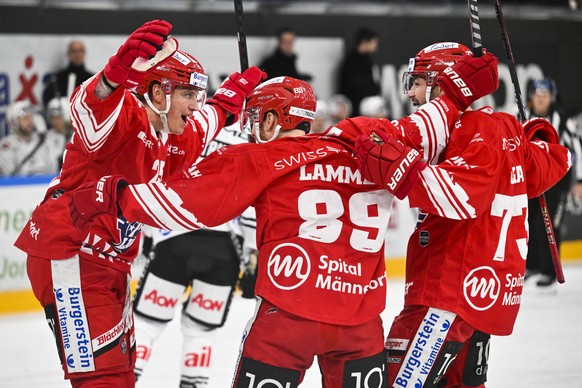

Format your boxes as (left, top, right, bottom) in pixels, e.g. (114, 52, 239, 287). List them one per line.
(119, 122, 391, 325)
(14, 73, 227, 273)
(405, 108, 572, 335)
(115, 97, 460, 326)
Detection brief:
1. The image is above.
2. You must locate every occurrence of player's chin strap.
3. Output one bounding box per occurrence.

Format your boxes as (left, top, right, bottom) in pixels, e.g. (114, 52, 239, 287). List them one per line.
(425, 72, 440, 105)
(425, 86, 433, 105)
(253, 123, 281, 143)
(144, 93, 172, 133)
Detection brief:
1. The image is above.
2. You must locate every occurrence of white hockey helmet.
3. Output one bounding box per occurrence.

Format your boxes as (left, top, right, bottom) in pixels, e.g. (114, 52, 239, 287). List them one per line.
(7, 100, 34, 126)
(359, 95, 389, 118)
(47, 97, 71, 122)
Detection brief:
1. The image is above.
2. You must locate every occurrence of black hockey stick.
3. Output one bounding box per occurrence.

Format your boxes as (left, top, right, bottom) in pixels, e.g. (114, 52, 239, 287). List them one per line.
(467, 0, 483, 57)
(231, 0, 251, 268)
(493, 0, 565, 283)
(493, 0, 526, 122)
(234, 0, 256, 145)
(234, 0, 249, 72)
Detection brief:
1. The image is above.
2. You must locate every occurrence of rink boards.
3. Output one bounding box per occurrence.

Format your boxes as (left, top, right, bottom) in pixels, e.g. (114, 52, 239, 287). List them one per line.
(1, 175, 581, 315)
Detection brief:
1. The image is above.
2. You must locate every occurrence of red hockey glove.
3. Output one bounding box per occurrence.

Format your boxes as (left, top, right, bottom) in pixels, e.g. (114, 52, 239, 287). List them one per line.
(104, 20, 173, 90)
(69, 175, 128, 232)
(356, 131, 426, 200)
(437, 51, 499, 111)
(523, 117, 559, 144)
(207, 66, 267, 120)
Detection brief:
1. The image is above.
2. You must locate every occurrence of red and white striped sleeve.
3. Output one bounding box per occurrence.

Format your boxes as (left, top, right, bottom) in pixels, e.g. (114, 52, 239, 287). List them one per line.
(394, 96, 459, 165)
(188, 103, 227, 153)
(118, 144, 268, 230)
(406, 113, 503, 220)
(122, 181, 208, 231)
(70, 73, 129, 154)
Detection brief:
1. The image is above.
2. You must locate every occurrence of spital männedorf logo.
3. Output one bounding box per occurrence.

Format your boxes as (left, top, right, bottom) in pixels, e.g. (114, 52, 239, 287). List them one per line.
(267, 243, 311, 290)
(463, 266, 501, 311)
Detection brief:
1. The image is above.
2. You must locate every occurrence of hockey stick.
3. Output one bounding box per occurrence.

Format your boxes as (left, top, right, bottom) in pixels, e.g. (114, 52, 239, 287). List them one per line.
(467, 0, 483, 57)
(234, 0, 249, 72)
(492, 0, 565, 283)
(234, 0, 256, 145)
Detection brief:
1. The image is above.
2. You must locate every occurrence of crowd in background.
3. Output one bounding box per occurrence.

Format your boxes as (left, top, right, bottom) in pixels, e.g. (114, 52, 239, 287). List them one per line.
(0, 40, 92, 177)
(2, 27, 582, 181)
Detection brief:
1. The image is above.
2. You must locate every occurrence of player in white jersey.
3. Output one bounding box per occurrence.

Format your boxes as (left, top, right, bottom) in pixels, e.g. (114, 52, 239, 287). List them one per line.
(0, 100, 61, 176)
(132, 121, 256, 387)
(523, 77, 577, 290)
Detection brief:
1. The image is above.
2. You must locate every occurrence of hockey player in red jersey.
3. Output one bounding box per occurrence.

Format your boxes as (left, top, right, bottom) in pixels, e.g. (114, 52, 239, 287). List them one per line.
(356, 45, 572, 387)
(67, 60, 497, 386)
(14, 20, 265, 387)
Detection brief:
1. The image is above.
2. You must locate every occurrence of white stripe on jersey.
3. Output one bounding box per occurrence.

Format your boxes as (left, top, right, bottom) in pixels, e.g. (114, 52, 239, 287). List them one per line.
(418, 166, 476, 220)
(191, 105, 220, 153)
(410, 100, 451, 165)
(71, 76, 125, 153)
(128, 183, 207, 231)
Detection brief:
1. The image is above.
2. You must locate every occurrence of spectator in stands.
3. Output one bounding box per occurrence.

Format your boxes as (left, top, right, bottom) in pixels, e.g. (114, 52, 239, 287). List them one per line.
(327, 94, 352, 125)
(311, 99, 330, 133)
(571, 111, 582, 201)
(0, 101, 60, 176)
(524, 77, 578, 291)
(42, 39, 94, 107)
(338, 28, 380, 116)
(359, 95, 389, 119)
(44, 97, 71, 169)
(259, 27, 312, 81)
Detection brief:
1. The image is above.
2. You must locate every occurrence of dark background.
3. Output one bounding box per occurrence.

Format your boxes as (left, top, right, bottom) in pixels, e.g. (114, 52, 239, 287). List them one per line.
(1, 3, 582, 115)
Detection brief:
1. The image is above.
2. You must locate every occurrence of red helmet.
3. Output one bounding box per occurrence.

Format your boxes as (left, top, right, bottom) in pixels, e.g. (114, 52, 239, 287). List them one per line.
(402, 42, 471, 96)
(135, 50, 208, 96)
(245, 76, 316, 137)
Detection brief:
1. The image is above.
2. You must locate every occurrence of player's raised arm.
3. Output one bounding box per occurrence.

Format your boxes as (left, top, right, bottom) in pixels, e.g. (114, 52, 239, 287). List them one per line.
(98, 20, 175, 97)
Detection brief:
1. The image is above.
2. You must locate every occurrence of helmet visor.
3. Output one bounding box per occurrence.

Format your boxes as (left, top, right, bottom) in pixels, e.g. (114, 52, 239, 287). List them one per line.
(401, 71, 439, 94)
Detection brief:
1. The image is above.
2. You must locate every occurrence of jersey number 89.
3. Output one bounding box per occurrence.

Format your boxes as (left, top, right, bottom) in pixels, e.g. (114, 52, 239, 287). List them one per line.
(297, 189, 392, 254)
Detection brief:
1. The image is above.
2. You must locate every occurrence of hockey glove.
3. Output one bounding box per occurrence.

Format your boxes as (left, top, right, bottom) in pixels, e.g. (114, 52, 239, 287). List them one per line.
(104, 20, 173, 90)
(523, 117, 560, 144)
(69, 175, 128, 232)
(437, 51, 499, 111)
(356, 131, 426, 200)
(207, 66, 267, 121)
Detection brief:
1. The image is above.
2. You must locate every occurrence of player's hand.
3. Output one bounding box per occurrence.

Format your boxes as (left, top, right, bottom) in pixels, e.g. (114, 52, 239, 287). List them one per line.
(523, 117, 559, 144)
(355, 131, 426, 200)
(207, 66, 267, 121)
(437, 50, 499, 111)
(104, 20, 173, 90)
(69, 175, 128, 232)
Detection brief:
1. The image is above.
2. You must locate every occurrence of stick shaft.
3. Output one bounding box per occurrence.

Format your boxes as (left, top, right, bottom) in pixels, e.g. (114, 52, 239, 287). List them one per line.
(468, 0, 483, 57)
(493, 0, 526, 121)
(234, 0, 249, 71)
(493, 0, 565, 283)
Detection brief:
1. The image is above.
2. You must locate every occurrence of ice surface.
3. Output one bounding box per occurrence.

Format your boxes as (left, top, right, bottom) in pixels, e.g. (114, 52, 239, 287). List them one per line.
(1, 263, 581, 387)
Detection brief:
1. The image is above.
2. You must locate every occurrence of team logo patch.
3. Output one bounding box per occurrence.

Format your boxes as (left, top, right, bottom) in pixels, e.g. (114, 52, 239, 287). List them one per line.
(419, 231, 430, 247)
(51, 189, 65, 199)
(463, 266, 501, 311)
(267, 243, 311, 290)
